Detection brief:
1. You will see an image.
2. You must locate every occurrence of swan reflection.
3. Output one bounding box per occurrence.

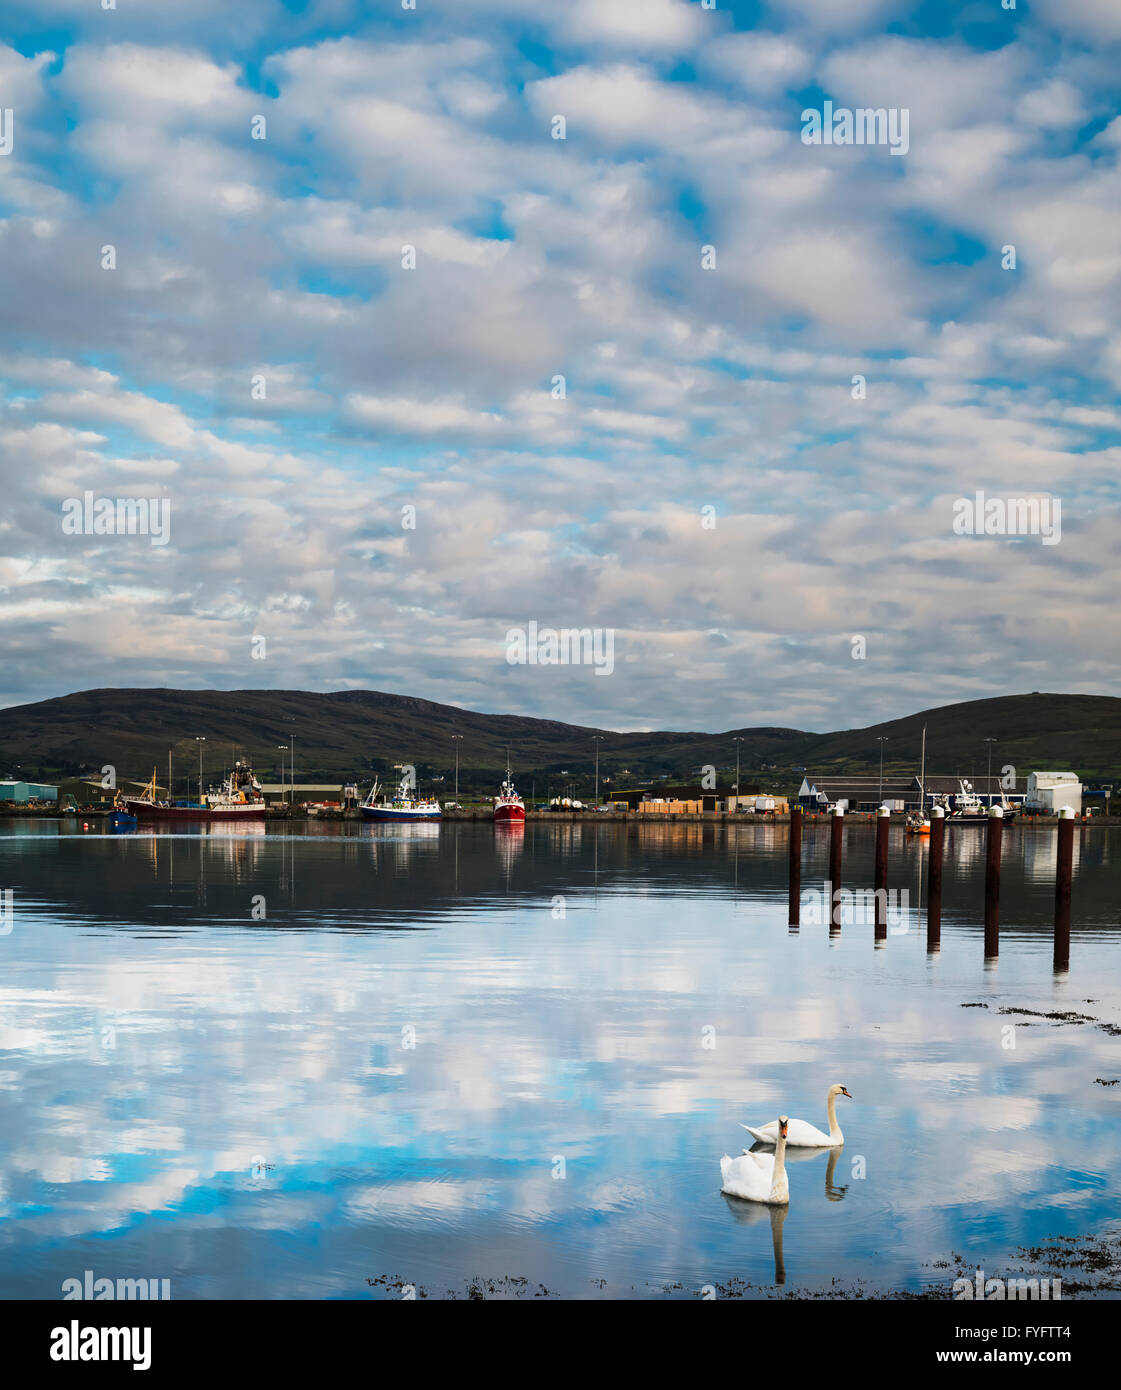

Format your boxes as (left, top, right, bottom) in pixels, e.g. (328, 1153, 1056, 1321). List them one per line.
(720, 1196, 788, 1285)
(745, 1140, 848, 1201)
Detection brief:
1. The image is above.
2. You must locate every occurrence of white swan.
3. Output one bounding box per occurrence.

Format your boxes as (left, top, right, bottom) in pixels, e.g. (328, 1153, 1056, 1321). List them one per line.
(742, 1083, 851, 1148)
(720, 1116, 790, 1204)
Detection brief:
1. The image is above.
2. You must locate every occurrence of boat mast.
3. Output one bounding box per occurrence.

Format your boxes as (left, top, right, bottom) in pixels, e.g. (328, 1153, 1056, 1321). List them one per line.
(919, 724, 927, 816)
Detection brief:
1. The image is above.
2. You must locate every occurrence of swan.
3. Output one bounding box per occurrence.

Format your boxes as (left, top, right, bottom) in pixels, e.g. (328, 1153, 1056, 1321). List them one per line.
(742, 1083, 851, 1148)
(720, 1116, 790, 1204)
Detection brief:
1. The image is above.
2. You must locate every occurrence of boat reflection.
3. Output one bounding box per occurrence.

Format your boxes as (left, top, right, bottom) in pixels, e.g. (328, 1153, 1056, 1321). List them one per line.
(364, 823, 441, 838)
(495, 822, 525, 877)
(138, 821, 267, 837)
(364, 821, 441, 872)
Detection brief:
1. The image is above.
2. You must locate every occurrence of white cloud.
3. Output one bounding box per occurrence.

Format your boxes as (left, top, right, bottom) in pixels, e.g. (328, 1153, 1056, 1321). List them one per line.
(0, 8, 1118, 728)
(1032, 0, 1121, 42)
(704, 31, 813, 93)
(554, 0, 707, 51)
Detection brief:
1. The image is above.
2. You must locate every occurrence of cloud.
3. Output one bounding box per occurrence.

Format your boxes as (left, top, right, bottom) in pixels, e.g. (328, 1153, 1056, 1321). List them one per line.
(703, 31, 813, 94)
(0, 4, 1118, 730)
(1031, 0, 1121, 42)
(345, 393, 506, 438)
(553, 0, 708, 52)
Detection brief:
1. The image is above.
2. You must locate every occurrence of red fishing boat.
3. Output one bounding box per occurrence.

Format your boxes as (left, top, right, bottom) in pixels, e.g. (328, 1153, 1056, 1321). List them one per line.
(493, 758, 526, 825)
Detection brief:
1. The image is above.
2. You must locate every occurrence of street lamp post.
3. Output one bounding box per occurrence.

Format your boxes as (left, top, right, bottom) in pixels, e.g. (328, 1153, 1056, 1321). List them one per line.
(876, 736, 888, 804)
(195, 737, 206, 804)
(984, 738, 997, 807)
(277, 746, 288, 809)
(452, 735, 462, 804)
(593, 737, 602, 808)
(733, 737, 744, 805)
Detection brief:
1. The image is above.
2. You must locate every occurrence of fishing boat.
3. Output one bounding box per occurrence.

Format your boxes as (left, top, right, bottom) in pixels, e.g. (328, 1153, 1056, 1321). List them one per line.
(107, 796, 137, 832)
(493, 758, 526, 825)
(940, 779, 1017, 824)
(125, 762, 266, 822)
(360, 771, 442, 822)
(905, 725, 930, 835)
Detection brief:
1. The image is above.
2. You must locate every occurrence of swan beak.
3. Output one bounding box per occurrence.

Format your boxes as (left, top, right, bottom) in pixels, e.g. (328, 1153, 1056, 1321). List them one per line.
(840, 1087, 853, 1099)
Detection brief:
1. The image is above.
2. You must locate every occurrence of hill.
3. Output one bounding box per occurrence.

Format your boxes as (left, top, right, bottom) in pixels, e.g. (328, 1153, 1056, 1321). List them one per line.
(795, 693, 1121, 785)
(0, 688, 1117, 794)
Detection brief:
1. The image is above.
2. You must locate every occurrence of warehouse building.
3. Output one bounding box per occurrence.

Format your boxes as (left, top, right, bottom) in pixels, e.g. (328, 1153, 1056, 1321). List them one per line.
(798, 771, 1035, 813)
(616, 783, 756, 812)
(56, 778, 160, 806)
(258, 783, 353, 806)
(796, 776, 918, 812)
(0, 780, 58, 803)
(1026, 772, 1082, 815)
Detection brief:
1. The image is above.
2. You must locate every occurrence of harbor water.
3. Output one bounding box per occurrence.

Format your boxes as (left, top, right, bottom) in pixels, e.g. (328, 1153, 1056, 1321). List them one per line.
(0, 819, 1118, 1299)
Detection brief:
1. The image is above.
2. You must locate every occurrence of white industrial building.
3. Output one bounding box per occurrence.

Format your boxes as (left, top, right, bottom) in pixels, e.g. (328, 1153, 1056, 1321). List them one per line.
(1026, 772, 1082, 814)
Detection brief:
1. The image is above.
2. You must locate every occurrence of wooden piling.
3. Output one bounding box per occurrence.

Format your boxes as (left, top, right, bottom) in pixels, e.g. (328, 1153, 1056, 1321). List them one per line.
(828, 807, 844, 931)
(984, 806, 1003, 958)
(927, 805, 945, 952)
(788, 806, 802, 927)
(874, 806, 889, 941)
(1054, 806, 1074, 972)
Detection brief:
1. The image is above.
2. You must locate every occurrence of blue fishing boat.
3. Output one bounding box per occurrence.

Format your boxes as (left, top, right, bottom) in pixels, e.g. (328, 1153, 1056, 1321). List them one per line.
(108, 808, 138, 831)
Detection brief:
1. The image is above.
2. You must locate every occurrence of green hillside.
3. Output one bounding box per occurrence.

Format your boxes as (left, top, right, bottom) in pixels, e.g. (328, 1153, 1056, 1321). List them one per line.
(0, 688, 1116, 794)
(795, 693, 1121, 786)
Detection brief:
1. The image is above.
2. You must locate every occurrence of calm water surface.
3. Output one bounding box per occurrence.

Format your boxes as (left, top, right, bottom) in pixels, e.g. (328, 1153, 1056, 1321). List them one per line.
(0, 819, 1118, 1299)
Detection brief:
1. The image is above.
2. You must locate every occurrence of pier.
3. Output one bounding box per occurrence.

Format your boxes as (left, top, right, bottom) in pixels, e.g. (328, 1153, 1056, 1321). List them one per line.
(782, 801, 1084, 969)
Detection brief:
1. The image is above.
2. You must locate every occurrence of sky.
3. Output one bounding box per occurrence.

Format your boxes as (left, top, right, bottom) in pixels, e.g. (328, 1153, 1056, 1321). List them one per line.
(0, 0, 1119, 734)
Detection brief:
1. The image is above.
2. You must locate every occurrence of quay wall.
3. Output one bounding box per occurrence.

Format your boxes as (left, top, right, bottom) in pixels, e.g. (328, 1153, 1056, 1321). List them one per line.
(5, 806, 1119, 827)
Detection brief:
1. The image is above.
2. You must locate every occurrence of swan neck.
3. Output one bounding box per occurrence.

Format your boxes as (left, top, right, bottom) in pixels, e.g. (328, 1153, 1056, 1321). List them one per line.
(771, 1133, 788, 1197)
(827, 1090, 841, 1139)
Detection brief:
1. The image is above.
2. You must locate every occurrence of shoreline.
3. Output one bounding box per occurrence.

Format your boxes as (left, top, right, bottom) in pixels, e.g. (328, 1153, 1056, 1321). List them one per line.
(7, 808, 1120, 827)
